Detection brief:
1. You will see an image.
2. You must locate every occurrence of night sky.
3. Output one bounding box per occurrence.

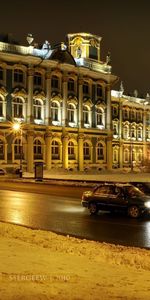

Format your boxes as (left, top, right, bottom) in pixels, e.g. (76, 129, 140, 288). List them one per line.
(1, 0, 150, 96)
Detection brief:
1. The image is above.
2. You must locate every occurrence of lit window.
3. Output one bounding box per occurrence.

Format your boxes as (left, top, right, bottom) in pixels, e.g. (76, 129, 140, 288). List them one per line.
(13, 97, 23, 118)
(96, 108, 103, 126)
(113, 123, 118, 135)
(124, 149, 129, 163)
(113, 148, 118, 163)
(14, 138, 23, 160)
(97, 142, 104, 160)
(131, 127, 136, 138)
(83, 106, 90, 124)
(34, 100, 42, 119)
(68, 104, 75, 123)
(51, 102, 59, 122)
(52, 140, 60, 160)
(68, 141, 75, 160)
(34, 140, 43, 159)
(137, 127, 142, 139)
(123, 125, 129, 139)
(83, 142, 91, 160)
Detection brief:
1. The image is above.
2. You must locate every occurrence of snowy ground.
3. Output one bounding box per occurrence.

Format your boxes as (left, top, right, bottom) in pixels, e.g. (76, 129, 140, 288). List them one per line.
(0, 222, 150, 300)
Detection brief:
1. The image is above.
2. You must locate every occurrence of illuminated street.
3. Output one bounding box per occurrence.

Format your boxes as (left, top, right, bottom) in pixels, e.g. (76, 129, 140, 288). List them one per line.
(0, 182, 150, 248)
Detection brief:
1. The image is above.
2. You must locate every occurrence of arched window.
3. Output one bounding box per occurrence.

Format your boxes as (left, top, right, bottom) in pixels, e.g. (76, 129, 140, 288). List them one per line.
(132, 149, 136, 162)
(137, 149, 143, 162)
(96, 108, 104, 126)
(51, 75, 59, 89)
(68, 78, 74, 92)
(0, 139, 4, 159)
(146, 128, 150, 140)
(34, 99, 42, 119)
(52, 140, 60, 160)
(113, 148, 118, 163)
(131, 109, 136, 121)
(14, 138, 23, 160)
(34, 139, 43, 159)
(13, 97, 23, 118)
(97, 84, 102, 98)
(14, 69, 24, 84)
(83, 82, 89, 94)
(123, 125, 129, 139)
(113, 123, 118, 136)
(0, 96, 3, 117)
(137, 127, 142, 140)
(97, 142, 104, 160)
(83, 106, 90, 124)
(51, 102, 59, 122)
(123, 109, 129, 120)
(0, 67, 3, 81)
(131, 126, 136, 139)
(68, 141, 75, 160)
(83, 142, 91, 160)
(68, 104, 75, 123)
(34, 72, 42, 86)
(124, 149, 129, 163)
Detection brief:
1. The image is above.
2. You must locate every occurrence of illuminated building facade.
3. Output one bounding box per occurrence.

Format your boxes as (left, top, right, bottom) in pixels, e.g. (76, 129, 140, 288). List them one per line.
(0, 32, 149, 173)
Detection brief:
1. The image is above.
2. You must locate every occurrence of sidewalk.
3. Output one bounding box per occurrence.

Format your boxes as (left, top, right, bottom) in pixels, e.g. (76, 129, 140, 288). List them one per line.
(9, 169, 150, 183)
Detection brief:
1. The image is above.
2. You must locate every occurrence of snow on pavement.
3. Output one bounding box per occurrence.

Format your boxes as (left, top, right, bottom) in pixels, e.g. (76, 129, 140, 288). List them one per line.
(0, 222, 150, 299)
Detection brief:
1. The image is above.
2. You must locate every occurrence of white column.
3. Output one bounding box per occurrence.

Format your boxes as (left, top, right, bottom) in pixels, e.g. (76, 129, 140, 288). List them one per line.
(45, 131, 52, 170)
(78, 78, 83, 128)
(106, 84, 111, 130)
(27, 67, 34, 123)
(62, 76, 68, 126)
(107, 135, 112, 170)
(78, 133, 84, 171)
(62, 134, 68, 169)
(27, 130, 34, 172)
(45, 70, 51, 125)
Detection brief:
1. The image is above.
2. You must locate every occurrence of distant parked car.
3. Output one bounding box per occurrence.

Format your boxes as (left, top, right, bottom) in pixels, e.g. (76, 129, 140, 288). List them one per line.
(0, 168, 6, 175)
(81, 183, 150, 218)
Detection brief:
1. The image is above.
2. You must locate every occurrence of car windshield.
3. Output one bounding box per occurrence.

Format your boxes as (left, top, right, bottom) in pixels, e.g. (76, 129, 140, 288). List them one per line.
(126, 186, 144, 197)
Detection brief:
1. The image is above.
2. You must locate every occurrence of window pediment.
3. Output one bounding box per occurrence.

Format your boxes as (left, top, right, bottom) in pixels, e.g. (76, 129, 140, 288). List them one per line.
(83, 97, 93, 108)
(95, 100, 106, 109)
(33, 90, 46, 100)
(51, 93, 62, 103)
(0, 86, 8, 97)
(67, 96, 78, 106)
(11, 88, 27, 98)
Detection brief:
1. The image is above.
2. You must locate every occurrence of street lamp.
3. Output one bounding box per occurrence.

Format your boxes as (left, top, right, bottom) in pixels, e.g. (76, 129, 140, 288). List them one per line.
(13, 122, 23, 178)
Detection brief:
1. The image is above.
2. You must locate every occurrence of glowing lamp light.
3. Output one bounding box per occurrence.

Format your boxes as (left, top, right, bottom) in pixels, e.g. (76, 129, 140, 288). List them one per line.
(13, 123, 21, 131)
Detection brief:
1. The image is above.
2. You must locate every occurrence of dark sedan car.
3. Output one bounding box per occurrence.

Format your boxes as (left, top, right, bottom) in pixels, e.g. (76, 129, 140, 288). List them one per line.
(81, 183, 150, 218)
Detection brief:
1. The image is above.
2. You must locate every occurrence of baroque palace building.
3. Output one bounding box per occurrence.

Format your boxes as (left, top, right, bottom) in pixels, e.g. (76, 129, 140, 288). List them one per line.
(0, 32, 149, 173)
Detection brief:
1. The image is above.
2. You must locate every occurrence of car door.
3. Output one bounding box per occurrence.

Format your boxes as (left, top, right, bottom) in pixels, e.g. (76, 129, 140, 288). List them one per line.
(108, 186, 127, 210)
(92, 185, 111, 210)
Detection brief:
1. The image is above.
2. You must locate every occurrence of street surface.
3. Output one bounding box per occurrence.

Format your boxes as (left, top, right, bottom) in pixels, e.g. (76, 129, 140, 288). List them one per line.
(0, 182, 150, 248)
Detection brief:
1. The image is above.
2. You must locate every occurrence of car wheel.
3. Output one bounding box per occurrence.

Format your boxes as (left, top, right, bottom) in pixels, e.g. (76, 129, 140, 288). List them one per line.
(128, 205, 140, 218)
(89, 202, 98, 215)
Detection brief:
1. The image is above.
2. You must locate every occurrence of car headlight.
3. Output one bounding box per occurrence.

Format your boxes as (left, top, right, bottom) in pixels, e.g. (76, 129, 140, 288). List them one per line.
(144, 201, 150, 208)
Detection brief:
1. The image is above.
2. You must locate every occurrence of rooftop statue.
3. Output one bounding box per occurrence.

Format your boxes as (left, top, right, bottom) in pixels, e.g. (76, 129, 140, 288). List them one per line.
(32, 40, 53, 59)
